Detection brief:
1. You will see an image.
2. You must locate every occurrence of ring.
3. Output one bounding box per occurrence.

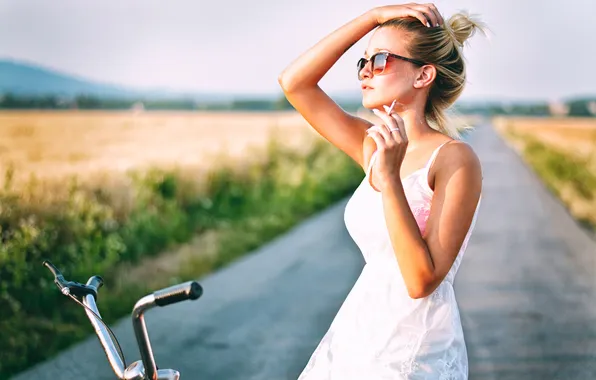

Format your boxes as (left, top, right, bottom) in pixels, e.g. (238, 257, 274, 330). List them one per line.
(389, 127, 400, 132)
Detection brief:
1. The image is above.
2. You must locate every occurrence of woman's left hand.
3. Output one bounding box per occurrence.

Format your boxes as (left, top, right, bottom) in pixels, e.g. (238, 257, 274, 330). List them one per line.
(367, 106, 409, 191)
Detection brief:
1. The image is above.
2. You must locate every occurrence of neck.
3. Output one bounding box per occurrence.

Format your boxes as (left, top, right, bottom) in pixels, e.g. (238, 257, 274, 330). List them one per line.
(394, 103, 437, 144)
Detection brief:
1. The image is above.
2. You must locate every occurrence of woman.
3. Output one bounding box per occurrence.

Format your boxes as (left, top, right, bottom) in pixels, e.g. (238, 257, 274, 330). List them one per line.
(279, 3, 485, 379)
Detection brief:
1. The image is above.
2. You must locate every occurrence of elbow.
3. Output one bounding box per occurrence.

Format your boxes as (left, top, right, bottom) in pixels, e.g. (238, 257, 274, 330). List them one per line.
(278, 70, 310, 94)
(277, 71, 294, 93)
(406, 279, 434, 300)
(277, 72, 286, 89)
(407, 286, 428, 300)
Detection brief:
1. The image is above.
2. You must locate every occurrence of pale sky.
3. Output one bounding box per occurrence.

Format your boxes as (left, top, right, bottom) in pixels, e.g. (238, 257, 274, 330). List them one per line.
(0, 0, 594, 101)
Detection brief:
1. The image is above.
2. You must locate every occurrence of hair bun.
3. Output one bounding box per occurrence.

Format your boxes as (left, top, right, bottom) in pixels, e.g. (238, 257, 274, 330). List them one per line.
(445, 11, 486, 47)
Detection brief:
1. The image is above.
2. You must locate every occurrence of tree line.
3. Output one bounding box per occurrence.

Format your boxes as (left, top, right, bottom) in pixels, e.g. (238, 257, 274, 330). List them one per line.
(0, 93, 296, 111)
(0, 92, 594, 116)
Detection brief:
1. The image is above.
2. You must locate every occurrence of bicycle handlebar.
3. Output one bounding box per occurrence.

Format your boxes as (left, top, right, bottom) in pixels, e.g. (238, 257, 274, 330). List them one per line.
(43, 260, 101, 299)
(88, 275, 104, 292)
(43, 260, 203, 380)
(154, 281, 203, 307)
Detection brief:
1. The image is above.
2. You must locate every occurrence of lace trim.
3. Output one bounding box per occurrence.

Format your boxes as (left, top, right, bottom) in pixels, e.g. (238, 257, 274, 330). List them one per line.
(382, 330, 427, 376)
(411, 204, 431, 235)
(438, 346, 460, 380)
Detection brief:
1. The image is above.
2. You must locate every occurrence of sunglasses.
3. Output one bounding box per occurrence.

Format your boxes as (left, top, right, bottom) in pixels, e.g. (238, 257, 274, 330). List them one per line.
(357, 52, 426, 81)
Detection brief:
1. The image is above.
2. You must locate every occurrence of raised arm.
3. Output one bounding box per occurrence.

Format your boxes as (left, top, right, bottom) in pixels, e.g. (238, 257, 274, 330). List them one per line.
(278, 10, 379, 170)
(278, 5, 444, 170)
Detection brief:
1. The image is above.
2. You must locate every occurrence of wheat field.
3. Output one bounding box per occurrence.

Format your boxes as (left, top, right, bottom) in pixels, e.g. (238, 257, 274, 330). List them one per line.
(0, 109, 482, 189)
(0, 110, 322, 188)
(493, 116, 596, 160)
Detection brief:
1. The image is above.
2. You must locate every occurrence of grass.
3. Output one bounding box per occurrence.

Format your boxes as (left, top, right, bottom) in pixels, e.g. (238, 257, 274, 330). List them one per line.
(494, 117, 596, 233)
(0, 110, 364, 379)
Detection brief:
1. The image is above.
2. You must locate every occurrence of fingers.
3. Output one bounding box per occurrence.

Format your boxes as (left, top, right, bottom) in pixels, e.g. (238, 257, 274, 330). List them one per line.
(371, 109, 397, 142)
(366, 126, 388, 150)
(405, 7, 431, 27)
(367, 125, 391, 143)
(388, 112, 408, 143)
(382, 108, 404, 141)
(408, 5, 435, 27)
(426, 3, 444, 26)
(416, 3, 441, 27)
(372, 108, 406, 143)
(407, 3, 441, 27)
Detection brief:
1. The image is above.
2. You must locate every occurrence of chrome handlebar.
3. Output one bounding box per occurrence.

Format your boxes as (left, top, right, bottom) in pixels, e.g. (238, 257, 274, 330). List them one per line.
(43, 260, 203, 380)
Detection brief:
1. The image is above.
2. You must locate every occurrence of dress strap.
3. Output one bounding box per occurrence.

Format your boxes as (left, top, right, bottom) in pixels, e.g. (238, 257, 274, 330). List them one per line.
(367, 140, 450, 186)
(366, 151, 379, 178)
(424, 140, 452, 171)
(366, 150, 380, 190)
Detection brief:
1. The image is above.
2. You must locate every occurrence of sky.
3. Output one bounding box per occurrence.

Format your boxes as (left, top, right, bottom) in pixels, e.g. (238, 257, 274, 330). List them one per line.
(0, 0, 594, 102)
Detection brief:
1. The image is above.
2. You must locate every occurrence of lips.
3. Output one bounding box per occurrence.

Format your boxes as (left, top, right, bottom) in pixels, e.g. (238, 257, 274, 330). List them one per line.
(361, 84, 374, 90)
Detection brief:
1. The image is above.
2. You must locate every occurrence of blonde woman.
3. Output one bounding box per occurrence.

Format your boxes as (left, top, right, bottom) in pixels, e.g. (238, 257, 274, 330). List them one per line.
(279, 3, 486, 379)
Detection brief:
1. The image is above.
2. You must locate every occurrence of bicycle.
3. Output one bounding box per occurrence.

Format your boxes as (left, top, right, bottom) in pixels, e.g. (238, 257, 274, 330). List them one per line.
(42, 260, 203, 380)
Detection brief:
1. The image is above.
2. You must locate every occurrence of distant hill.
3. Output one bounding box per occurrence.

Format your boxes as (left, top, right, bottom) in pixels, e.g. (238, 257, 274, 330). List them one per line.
(0, 58, 237, 101)
(4, 58, 591, 115)
(0, 59, 141, 98)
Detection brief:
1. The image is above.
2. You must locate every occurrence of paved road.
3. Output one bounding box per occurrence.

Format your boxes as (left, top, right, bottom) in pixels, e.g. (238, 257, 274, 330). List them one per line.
(12, 123, 596, 380)
(457, 124, 596, 379)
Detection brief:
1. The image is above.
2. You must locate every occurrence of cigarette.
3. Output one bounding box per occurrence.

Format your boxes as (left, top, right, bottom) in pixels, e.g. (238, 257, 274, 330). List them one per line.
(387, 99, 397, 114)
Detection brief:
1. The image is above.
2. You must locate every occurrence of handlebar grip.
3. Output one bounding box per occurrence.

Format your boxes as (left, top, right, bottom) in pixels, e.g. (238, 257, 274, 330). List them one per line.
(42, 260, 61, 277)
(88, 275, 104, 291)
(153, 281, 203, 307)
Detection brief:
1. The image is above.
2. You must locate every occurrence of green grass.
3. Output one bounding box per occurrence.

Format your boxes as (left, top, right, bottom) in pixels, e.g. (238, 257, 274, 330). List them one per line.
(504, 128, 596, 231)
(509, 130, 596, 200)
(524, 139, 596, 200)
(0, 135, 363, 379)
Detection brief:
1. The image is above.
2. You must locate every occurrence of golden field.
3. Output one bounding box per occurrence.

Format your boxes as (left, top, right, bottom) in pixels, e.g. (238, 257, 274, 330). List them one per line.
(493, 116, 596, 161)
(493, 116, 596, 232)
(0, 110, 320, 188)
(0, 109, 482, 188)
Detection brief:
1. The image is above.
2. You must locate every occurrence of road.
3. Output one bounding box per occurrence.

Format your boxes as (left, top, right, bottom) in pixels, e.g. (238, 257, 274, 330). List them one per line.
(12, 123, 596, 380)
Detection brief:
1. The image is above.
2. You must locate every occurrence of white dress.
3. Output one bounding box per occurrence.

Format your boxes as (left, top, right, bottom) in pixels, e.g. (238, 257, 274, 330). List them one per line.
(297, 141, 481, 379)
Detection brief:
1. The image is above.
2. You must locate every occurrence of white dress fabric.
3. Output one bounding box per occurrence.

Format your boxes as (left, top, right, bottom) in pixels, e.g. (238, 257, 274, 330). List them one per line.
(298, 141, 481, 380)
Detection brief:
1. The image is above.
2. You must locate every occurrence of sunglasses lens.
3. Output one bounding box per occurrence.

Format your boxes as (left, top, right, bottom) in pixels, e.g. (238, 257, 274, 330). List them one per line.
(357, 53, 389, 80)
(357, 58, 366, 80)
(372, 53, 387, 76)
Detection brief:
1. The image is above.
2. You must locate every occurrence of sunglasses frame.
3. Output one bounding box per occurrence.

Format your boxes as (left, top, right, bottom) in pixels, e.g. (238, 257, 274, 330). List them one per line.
(357, 51, 427, 81)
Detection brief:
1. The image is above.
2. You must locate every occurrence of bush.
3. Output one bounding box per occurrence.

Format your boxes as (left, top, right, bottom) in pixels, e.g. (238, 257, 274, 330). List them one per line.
(0, 135, 363, 379)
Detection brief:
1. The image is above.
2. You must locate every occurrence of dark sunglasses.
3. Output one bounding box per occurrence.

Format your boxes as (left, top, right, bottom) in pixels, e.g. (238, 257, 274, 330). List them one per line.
(357, 52, 426, 81)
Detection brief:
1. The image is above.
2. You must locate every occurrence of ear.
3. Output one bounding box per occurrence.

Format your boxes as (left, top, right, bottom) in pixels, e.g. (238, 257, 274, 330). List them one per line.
(413, 65, 436, 89)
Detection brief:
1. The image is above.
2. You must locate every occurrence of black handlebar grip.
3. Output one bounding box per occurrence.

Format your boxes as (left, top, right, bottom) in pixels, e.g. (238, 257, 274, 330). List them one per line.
(88, 275, 104, 291)
(153, 281, 203, 307)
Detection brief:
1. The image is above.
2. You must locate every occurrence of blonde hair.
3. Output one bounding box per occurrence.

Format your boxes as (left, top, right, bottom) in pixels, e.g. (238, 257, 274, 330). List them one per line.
(379, 11, 488, 139)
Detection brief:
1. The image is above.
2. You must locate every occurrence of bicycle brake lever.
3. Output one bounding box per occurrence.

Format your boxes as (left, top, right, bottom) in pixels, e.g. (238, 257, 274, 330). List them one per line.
(42, 260, 98, 299)
(43, 260, 70, 295)
(66, 281, 98, 299)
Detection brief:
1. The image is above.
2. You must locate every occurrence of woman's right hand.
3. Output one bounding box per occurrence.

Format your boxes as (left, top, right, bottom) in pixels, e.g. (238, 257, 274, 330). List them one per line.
(372, 3, 444, 27)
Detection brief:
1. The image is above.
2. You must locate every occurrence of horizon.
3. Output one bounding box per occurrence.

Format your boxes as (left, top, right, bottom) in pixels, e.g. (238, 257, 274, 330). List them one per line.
(1, 0, 595, 103)
(2, 56, 592, 105)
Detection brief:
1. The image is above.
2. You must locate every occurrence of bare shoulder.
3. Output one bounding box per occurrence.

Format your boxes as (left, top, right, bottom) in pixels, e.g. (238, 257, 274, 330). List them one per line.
(440, 140, 481, 171)
(431, 139, 483, 191)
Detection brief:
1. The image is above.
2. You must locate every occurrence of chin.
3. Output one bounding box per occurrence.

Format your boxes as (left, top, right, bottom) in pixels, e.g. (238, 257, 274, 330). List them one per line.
(361, 89, 412, 112)
(361, 92, 391, 110)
